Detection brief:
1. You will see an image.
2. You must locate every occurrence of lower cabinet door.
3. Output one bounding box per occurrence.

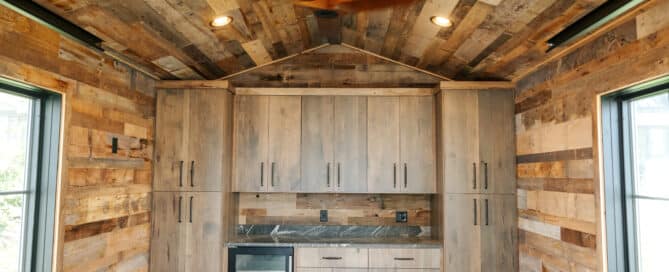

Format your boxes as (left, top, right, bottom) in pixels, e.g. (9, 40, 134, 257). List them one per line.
(150, 192, 186, 272)
(368, 248, 440, 269)
(296, 248, 368, 268)
(444, 194, 482, 272)
(480, 195, 517, 272)
(185, 192, 222, 271)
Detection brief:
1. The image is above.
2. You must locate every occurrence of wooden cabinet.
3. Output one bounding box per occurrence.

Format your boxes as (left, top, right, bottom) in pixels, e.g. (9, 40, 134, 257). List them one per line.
(301, 96, 367, 193)
(296, 247, 439, 271)
(443, 194, 481, 272)
(480, 195, 517, 271)
(438, 90, 514, 194)
(367, 97, 435, 193)
(233, 96, 301, 192)
(155, 89, 232, 192)
(150, 192, 223, 272)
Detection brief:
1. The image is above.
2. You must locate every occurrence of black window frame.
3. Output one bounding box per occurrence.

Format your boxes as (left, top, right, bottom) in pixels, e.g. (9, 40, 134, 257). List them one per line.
(601, 77, 669, 272)
(0, 77, 61, 272)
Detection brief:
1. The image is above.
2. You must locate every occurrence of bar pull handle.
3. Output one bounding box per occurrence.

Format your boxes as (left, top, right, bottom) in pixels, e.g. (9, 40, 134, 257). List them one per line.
(178, 196, 182, 223)
(322, 257, 343, 260)
(393, 163, 397, 188)
(404, 163, 408, 188)
(483, 161, 488, 190)
(394, 257, 415, 261)
(337, 163, 341, 188)
(179, 160, 184, 187)
(485, 198, 489, 226)
(271, 162, 276, 187)
(260, 162, 264, 187)
(473, 198, 478, 226)
(190, 161, 195, 187)
(327, 162, 331, 187)
(472, 162, 477, 190)
(189, 196, 193, 223)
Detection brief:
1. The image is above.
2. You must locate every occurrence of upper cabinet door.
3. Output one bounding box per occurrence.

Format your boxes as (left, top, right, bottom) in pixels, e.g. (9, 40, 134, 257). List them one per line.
(439, 91, 480, 194)
(150, 192, 186, 272)
(301, 96, 335, 192)
(367, 97, 400, 193)
(187, 90, 232, 192)
(480, 195, 518, 272)
(155, 90, 188, 191)
(443, 194, 481, 272)
(400, 96, 436, 193)
(334, 96, 367, 193)
(233, 96, 269, 192)
(185, 192, 223, 272)
(478, 91, 515, 194)
(268, 96, 302, 192)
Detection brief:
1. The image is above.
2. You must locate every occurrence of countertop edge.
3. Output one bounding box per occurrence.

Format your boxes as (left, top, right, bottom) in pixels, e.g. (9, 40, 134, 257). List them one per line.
(225, 241, 443, 249)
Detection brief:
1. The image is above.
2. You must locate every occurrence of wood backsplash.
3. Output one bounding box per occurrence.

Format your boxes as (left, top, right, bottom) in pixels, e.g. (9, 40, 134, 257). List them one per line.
(238, 193, 431, 227)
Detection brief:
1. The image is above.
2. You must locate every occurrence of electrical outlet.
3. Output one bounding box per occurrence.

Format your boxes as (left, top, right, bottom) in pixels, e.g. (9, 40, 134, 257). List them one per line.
(320, 210, 328, 222)
(396, 211, 408, 223)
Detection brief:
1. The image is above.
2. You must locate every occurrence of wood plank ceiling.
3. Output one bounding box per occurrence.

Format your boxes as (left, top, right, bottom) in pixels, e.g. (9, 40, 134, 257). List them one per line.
(34, 0, 607, 81)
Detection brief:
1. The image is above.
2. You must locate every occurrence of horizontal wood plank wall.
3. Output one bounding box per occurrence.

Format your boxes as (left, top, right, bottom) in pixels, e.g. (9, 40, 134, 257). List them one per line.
(0, 5, 155, 272)
(227, 44, 443, 88)
(514, 1, 669, 271)
(238, 193, 431, 227)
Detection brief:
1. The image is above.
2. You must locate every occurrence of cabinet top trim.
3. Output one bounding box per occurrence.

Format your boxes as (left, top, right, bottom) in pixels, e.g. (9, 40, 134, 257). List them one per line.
(234, 87, 436, 96)
(156, 80, 230, 90)
(439, 81, 515, 91)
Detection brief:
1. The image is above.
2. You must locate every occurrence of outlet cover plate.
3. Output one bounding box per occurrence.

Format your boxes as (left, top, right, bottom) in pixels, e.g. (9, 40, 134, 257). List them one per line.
(320, 210, 328, 222)
(396, 211, 408, 223)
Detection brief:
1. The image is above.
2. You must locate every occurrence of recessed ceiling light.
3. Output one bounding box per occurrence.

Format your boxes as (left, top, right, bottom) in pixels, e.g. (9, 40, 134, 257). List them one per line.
(211, 16, 233, 27)
(430, 16, 452, 27)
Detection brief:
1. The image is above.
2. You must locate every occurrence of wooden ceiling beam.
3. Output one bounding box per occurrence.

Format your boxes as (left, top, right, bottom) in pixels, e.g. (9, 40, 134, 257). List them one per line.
(155, 80, 230, 90)
(234, 87, 436, 96)
(439, 81, 515, 90)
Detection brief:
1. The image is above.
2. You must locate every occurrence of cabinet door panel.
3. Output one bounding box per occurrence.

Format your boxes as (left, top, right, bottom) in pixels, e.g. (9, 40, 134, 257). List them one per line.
(478, 91, 515, 194)
(155, 90, 188, 191)
(150, 192, 185, 272)
(296, 247, 368, 268)
(233, 96, 269, 192)
(480, 195, 517, 272)
(367, 97, 400, 193)
(185, 192, 222, 272)
(440, 91, 480, 193)
(399, 97, 436, 193)
(301, 96, 334, 192)
(187, 90, 231, 191)
(444, 194, 481, 272)
(368, 248, 440, 269)
(268, 96, 302, 192)
(334, 96, 367, 193)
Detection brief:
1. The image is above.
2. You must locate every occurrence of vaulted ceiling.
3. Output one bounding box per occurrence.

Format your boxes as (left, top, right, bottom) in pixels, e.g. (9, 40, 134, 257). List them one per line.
(34, 0, 607, 81)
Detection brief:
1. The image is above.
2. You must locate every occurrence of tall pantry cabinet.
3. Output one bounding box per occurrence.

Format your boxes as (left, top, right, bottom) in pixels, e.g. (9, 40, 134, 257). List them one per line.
(151, 88, 233, 272)
(435, 87, 517, 272)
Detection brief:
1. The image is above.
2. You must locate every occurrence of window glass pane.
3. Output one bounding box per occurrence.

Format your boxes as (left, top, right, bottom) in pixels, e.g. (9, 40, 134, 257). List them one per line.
(630, 91, 669, 272)
(0, 92, 32, 192)
(0, 194, 25, 272)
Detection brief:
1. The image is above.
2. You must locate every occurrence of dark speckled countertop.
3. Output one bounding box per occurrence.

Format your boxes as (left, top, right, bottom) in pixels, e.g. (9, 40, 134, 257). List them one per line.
(226, 236, 442, 248)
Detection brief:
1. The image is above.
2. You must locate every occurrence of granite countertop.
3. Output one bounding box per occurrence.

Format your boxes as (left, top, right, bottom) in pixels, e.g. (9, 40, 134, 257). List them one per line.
(226, 236, 442, 249)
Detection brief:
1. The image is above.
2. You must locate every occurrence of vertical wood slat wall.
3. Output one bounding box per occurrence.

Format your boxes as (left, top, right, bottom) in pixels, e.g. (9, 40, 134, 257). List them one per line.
(514, 1, 669, 271)
(0, 4, 156, 272)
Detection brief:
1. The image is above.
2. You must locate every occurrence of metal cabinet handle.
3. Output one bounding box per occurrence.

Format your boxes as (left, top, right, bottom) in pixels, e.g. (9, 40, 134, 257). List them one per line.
(337, 163, 341, 188)
(327, 163, 331, 187)
(472, 162, 477, 190)
(179, 161, 184, 187)
(322, 257, 343, 260)
(178, 196, 182, 223)
(394, 257, 415, 261)
(189, 196, 193, 223)
(473, 198, 478, 226)
(485, 198, 489, 226)
(404, 163, 408, 188)
(271, 162, 276, 187)
(260, 162, 264, 187)
(190, 161, 195, 187)
(483, 161, 488, 190)
(393, 163, 397, 188)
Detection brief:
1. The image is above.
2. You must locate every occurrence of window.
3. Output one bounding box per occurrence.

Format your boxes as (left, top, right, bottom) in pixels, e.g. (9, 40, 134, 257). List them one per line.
(602, 79, 669, 272)
(0, 79, 61, 272)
